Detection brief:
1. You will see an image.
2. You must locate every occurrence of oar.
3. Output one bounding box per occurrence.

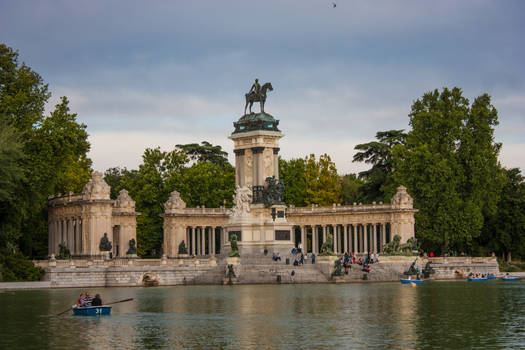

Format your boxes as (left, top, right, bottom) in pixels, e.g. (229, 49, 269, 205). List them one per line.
(105, 298, 133, 305)
(56, 298, 133, 316)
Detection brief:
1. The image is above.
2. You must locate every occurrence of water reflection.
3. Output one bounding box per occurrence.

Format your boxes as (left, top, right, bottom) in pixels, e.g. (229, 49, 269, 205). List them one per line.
(0, 282, 524, 349)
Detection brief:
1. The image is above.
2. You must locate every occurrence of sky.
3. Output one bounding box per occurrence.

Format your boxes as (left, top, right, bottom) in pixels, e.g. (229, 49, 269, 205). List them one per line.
(1, 0, 524, 174)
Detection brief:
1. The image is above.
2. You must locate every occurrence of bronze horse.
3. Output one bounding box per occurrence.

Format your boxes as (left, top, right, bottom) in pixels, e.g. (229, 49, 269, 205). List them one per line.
(244, 82, 273, 115)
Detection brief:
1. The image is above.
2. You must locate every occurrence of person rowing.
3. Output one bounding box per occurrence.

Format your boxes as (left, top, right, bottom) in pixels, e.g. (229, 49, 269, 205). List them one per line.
(80, 292, 92, 307)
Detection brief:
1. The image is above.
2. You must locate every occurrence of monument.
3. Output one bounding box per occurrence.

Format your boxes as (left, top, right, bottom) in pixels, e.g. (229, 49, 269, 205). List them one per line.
(226, 79, 294, 255)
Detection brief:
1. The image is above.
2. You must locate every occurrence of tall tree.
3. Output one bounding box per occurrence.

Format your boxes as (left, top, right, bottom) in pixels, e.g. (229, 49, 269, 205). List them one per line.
(304, 154, 341, 206)
(176, 141, 229, 167)
(478, 168, 525, 260)
(178, 161, 235, 208)
(340, 173, 364, 205)
(279, 157, 307, 206)
(353, 129, 406, 202)
(393, 87, 503, 254)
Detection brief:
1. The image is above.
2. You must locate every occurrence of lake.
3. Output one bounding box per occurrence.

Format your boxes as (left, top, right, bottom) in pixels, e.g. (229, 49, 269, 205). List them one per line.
(1, 281, 524, 349)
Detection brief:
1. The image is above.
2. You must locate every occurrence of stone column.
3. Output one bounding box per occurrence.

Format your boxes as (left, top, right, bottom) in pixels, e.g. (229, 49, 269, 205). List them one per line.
(334, 226, 339, 254)
(311, 226, 316, 254)
(381, 223, 386, 252)
(364, 225, 368, 253)
(191, 227, 196, 255)
(273, 148, 280, 179)
(234, 149, 245, 187)
(201, 227, 205, 255)
(252, 147, 264, 186)
(343, 225, 348, 253)
(370, 224, 376, 253)
(211, 227, 216, 256)
(322, 226, 327, 244)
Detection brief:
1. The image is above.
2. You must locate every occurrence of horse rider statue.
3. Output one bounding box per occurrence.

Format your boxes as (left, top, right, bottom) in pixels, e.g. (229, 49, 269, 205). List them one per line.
(244, 78, 273, 115)
(250, 78, 261, 97)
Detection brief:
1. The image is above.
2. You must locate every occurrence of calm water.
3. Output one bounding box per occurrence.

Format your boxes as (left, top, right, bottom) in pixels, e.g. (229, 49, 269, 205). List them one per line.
(1, 281, 524, 349)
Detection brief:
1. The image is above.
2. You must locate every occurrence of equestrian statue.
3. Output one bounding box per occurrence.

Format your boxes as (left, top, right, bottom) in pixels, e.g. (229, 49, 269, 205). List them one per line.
(244, 78, 273, 115)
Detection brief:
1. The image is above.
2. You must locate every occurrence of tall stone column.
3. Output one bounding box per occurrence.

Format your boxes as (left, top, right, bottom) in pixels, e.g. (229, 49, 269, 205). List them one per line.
(190, 226, 197, 255)
(312, 226, 316, 254)
(273, 148, 280, 179)
(370, 224, 375, 253)
(344, 225, 348, 253)
(334, 226, 339, 254)
(322, 226, 327, 244)
(252, 147, 264, 186)
(234, 149, 245, 187)
(200, 227, 205, 255)
(381, 223, 386, 252)
(364, 224, 369, 253)
(211, 227, 215, 256)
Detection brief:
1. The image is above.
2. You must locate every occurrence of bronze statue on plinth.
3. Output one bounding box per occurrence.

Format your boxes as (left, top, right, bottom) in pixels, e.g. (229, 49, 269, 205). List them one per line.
(244, 78, 273, 115)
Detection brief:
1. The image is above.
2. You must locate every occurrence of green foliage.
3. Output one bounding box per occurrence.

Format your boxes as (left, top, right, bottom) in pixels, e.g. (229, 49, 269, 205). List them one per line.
(176, 141, 229, 167)
(304, 154, 341, 206)
(279, 157, 307, 206)
(353, 130, 406, 202)
(0, 249, 44, 282)
(479, 168, 525, 259)
(105, 143, 235, 257)
(178, 161, 235, 208)
(392, 87, 504, 254)
(340, 173, 364, 204)
(0, 44, 92, 262)
(228, 234, 240, 257)
(320, 233, 334, 256)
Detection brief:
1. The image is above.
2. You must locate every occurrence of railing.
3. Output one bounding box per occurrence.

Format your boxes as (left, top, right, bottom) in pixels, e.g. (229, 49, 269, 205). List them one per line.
(48, 193, 84, 206)
(287, 203, 393, 214)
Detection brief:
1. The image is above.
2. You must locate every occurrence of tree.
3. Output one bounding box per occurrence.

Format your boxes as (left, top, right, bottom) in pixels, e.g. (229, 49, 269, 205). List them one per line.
(121, 147, 187, 257)
(304, 154, 341, 206)
(178, 161, 235, 208)
(104, 167, 138, 199)
(478, 168, 525, 260)
(392, 87, 503, 254)
(279, 157, 307, 206)
(353, 130, 406, 202)
(176, 141, 229, 166)
(340, 174, 364, 204)
(0, 122, 25, 248)
(0, 44, 50, 133)
(0, 44, 92, 260)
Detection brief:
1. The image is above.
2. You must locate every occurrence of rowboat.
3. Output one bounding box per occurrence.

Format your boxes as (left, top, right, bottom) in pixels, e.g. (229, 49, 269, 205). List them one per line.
(467, 277, 488, 282)
(502, 277, 520, 282)
(401, 279, 423, 284)
(72, 305, 112, 316)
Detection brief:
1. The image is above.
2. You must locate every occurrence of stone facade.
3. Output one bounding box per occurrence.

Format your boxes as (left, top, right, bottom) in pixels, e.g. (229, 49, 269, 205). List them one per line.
(160, 112, 417, 257)
(47, 172, 139, 258)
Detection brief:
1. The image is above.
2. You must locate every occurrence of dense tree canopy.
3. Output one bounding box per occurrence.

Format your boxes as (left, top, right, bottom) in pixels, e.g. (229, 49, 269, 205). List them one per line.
(105, 144, 235, 257)
(0, 44, 91, 280)
(353, 130, 406, 202)
(392, 87, 504, 254)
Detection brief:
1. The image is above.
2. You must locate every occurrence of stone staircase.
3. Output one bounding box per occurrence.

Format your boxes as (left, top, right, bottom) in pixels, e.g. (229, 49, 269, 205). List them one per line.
(235, 254, 329, 284)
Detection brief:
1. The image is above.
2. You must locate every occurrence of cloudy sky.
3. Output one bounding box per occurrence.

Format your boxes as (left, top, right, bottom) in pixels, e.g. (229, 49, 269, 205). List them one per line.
(1, 1, 524, 174)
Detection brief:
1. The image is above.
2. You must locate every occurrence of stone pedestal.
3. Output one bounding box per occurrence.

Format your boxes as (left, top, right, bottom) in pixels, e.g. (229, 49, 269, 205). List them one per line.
(226, 204, 294, 256)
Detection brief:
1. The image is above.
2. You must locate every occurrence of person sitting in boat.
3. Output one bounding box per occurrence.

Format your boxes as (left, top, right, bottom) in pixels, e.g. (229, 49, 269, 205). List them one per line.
(77, 293, 84, 306)
(81, 293, 92, 307)
(91, 294, 102, 306)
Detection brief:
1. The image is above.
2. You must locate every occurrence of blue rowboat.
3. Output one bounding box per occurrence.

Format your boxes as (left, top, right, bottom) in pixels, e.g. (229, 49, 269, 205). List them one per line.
(487, 275, 497, 280)
(467, 277, 488, 282)
(401, 279, 423, 284)
(72, 305, 111, 316)
(502, 277, 520, 282)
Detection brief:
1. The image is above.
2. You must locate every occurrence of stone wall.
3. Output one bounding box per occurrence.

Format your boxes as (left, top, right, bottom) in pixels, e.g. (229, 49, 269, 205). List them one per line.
(32, 256, 500, 288)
